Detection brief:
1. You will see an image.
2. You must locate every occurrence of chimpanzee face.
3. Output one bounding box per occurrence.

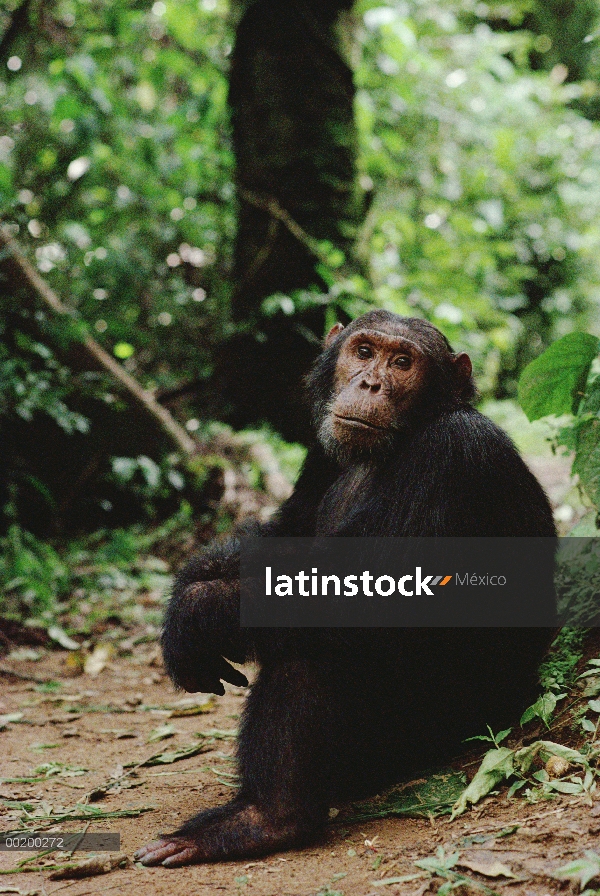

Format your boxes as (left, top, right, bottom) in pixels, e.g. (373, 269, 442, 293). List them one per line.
(330, 327, 428, 444)
(316, 324, 432, 461)
(309, 313, 474, 464)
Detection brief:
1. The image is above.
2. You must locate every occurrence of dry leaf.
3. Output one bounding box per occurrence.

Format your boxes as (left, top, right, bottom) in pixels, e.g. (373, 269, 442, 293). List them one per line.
(64, 651, 85, 676)
(47, 626, 80, 651)
(0, 713, 23, 730)
(147, 723, 176, 742)
(167, 695, 215, 717)
(545, 756, 570, 777)
(0, 887, 40, 894)
(459, 858, 518, 879)
(84, 644, 114, 677)
(48, 853, 129, 880)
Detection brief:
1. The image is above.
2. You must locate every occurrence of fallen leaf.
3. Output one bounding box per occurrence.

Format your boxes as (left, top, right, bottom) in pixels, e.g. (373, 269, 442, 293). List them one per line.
(48, 626, 80, 651)
(48, 853, 129, 880)
(64, 651, 85, 675)
(451, 747, 514, 818)
(0, 887, 40, 894)
(165, 695, 215, 717)
(554, 851, 600, 889)
(84, 644, 114, 677)
(134, 741, 209, 766)
(459, 858, 518, 878)
(6, 648, 42, 662)
(147, 723, 176, 743)
(0, 713, 23, 731)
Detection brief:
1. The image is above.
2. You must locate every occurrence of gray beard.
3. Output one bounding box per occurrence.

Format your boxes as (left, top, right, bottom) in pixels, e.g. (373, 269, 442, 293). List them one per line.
(316, 405, 399, 467)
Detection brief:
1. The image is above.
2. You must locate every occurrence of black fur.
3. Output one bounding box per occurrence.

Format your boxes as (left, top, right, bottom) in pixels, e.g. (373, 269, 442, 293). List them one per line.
(140, 312, 556, 865)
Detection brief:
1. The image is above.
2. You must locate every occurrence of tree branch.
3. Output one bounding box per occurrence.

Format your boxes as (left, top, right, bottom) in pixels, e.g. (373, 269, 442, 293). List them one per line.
(0, 225, 198, 457)
(237, 187, 330, 265)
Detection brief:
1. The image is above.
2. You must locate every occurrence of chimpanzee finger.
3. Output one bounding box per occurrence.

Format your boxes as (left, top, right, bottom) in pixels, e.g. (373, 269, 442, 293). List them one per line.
(214, 656, 249, 688)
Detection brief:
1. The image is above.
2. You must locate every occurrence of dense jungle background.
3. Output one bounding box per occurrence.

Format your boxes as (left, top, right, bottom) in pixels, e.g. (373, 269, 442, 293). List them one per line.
(4, 1, 600, 893)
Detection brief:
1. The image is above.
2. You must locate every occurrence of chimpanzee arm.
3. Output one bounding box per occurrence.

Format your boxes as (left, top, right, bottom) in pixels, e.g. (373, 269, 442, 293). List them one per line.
(161, 448, 339, 693)
(161, 531, 253, 694)
(162, 576, 248, 695)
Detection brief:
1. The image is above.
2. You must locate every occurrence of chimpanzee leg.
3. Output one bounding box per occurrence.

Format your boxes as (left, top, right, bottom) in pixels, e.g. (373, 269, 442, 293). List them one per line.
(135, 658, 337, 866)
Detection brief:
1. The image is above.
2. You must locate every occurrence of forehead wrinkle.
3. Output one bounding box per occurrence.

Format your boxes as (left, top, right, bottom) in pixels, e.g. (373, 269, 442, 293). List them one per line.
(346, 328, 426, 355)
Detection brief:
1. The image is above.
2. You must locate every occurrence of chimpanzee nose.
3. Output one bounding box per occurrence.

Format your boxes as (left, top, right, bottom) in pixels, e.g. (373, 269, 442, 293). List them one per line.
(360, 379, 381, 393)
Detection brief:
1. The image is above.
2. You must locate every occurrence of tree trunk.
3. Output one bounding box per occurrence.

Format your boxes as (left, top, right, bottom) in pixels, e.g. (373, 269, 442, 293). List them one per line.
(218, 0, 360, 442)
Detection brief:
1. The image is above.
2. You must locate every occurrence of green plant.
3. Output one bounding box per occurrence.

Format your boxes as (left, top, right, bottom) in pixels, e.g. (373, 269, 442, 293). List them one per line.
(519, 331, 600, 527)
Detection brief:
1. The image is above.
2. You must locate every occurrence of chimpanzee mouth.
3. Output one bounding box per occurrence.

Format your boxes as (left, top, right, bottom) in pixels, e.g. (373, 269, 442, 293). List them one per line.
(334, 415, 386, 431)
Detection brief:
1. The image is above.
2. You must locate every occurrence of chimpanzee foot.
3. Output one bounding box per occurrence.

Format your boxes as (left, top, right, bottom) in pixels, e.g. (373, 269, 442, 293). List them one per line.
(134, 802, 307, 866)
(134, 837, 201, 867)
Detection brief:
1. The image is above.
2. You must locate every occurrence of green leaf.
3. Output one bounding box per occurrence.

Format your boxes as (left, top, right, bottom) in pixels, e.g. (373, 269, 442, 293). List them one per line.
(494, 727, 512, 745)
(451, 747, 515, 818)
(554, 852, 600, 890)
(546, 780, 584, 794)
(520, 692, 557, 727)
(518, 333, 599, 421)
(415, 848, 460, 873)
(507, 779, 527, 798)
(572, 416, 600, 506)
(515, 740, 588, 775)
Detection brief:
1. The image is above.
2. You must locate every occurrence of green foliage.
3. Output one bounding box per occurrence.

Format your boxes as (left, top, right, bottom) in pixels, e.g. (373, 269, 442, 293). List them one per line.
(3, 0, 600, 532)
(518, 333, 599, 420)
(412, 846, 502, 896)
(464, 726, 512, 747)
(554, 851, 600, 892)
(555, 539, 600, 625)
(539, 627, 586, 692)
(0, 0, 236, 531)
(0, 0, 234, 389)
(452, 740, 595, 817)
(520, 692, 562, 728)
(0, 524, 70, 618)
(355, 0, 600, 393)
(518, 334, 600, 516)
(0, 511, 190, 625)
(0, 330, 90, 434)
(347, 771, 466, 821)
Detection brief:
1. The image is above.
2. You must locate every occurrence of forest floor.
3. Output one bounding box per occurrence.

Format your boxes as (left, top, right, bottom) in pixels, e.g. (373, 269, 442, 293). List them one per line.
(1, 642, 599, 896)
(0, 437, 596, 896)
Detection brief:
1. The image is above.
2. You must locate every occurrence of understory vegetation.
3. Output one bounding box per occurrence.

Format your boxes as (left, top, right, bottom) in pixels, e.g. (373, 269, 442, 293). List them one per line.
(2, 2, 600, 787)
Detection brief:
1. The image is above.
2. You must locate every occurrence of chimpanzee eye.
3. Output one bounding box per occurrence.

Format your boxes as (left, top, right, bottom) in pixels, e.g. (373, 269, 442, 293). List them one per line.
(394, 355, 411, 369)
(357, 345, 373, 359)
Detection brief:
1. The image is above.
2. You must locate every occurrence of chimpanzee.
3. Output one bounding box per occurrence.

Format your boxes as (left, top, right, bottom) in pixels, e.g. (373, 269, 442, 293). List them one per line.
(135, 310, 556, 867)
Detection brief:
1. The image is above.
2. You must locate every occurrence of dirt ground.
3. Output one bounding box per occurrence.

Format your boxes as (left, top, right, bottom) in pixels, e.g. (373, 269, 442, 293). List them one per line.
(0, 644, 597, 896)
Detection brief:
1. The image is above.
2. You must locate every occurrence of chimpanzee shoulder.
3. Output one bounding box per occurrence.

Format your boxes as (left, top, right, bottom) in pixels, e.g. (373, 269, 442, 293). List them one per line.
(348, 405, 555, 538)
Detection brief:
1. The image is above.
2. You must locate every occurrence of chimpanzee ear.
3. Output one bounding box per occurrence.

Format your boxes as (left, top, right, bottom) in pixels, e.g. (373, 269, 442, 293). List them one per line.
(453, 352, 472, 381)
(325, 323, 344, 346)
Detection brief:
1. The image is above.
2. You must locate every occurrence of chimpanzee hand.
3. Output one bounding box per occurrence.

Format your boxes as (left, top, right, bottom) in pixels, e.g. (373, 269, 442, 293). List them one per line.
(161, 579, 248, 695)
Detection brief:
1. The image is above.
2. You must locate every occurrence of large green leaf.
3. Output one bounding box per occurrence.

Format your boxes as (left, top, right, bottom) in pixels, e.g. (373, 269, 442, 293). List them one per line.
(573, 416, 600, 506)
(518, 333, 599, 422)
(451, 746, 515, 818)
